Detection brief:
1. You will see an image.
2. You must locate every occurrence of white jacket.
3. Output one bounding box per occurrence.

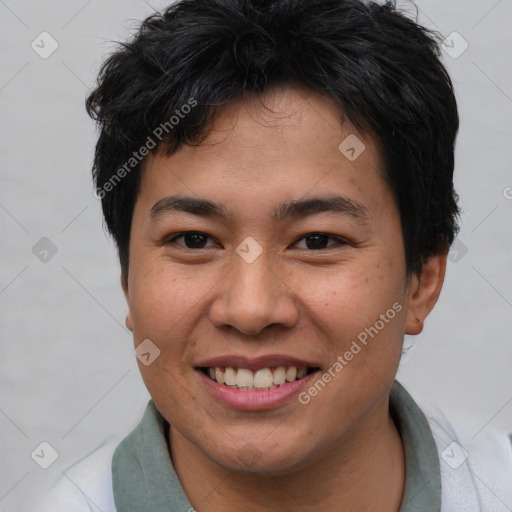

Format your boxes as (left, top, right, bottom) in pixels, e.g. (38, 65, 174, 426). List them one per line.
(22, 397, 512, 511)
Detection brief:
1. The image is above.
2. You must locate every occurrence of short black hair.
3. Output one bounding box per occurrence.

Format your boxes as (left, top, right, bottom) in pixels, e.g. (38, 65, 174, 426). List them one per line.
(86, 0, 460, 277)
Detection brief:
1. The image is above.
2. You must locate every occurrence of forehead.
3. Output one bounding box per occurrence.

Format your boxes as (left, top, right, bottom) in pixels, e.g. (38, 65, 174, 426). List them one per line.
(186, 85, 382, 166)
(137, 86, 390, 220)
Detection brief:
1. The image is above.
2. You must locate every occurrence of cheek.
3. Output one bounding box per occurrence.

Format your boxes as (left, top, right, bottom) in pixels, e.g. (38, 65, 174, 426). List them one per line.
(127, 260, 204, 342)
(301, 264, 407, 372)
(303, 258, 402, 321)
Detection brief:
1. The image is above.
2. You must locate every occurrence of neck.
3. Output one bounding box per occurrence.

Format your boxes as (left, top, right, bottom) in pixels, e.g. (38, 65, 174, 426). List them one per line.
(169, 402, 405, 512)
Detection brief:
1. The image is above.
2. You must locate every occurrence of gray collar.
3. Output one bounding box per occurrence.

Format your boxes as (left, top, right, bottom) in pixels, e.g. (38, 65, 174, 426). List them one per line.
(392, 380, 441, 511)
(112, 380, 441, 511)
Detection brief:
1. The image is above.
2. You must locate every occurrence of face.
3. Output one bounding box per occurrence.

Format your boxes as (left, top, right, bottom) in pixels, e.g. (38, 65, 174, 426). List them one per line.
(123, 86, 435, 474)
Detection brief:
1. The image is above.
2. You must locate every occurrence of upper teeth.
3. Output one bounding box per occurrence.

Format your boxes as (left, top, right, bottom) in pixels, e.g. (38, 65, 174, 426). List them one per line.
(208, 366, 308, 390)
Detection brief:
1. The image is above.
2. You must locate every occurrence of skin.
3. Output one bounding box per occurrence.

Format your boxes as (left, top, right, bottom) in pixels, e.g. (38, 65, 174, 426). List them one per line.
(123, 85, 447, 511)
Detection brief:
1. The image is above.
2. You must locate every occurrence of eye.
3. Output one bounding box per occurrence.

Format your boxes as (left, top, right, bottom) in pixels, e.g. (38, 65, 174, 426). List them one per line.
(164, 231, 347, 251)
(164, 232, 218, 249)
(293, 232, 347, 250)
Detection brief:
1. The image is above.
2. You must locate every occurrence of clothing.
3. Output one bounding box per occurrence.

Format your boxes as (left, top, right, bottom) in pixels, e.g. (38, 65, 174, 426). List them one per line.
(25, 381, 512, 511)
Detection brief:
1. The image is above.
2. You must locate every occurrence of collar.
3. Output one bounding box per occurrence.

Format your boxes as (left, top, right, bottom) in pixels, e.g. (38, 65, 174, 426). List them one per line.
(112, 380, 441, 511)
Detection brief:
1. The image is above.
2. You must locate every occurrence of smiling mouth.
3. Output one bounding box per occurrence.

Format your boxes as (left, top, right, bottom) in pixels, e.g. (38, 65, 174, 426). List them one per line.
(198, 365, 321, 391)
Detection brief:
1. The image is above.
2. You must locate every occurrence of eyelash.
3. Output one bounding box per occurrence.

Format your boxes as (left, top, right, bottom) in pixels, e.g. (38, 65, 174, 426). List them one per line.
(163, 231, 348, 251)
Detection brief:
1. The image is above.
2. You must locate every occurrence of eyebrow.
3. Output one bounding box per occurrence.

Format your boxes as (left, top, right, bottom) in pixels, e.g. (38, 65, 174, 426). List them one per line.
(150, 194, 369, 223)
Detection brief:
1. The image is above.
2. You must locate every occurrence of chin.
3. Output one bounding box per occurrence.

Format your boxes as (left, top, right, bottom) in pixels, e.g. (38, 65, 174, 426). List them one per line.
(202, 436, 321, 477)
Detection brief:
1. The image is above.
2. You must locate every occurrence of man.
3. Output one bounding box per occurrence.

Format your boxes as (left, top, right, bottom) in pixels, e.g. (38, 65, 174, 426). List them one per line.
(29, 0, 512, 510)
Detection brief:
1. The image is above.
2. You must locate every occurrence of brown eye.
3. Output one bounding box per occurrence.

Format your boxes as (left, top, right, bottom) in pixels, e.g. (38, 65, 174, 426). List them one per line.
(294, 233, 346, 250)
(165, 232, 217, 249)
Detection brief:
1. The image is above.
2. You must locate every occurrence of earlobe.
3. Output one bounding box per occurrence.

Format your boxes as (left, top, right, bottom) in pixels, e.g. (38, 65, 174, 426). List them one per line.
(405, 252, 448, 335)
(125, 314, 134, 332)
(120, 273, 133, 332)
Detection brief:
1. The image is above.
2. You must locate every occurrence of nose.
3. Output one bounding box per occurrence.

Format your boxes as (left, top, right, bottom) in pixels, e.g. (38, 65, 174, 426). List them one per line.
(208, 250, 299, 336)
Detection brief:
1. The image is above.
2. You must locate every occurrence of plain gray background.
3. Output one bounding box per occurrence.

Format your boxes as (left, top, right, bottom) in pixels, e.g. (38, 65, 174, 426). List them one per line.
(1, 0, 511, 510)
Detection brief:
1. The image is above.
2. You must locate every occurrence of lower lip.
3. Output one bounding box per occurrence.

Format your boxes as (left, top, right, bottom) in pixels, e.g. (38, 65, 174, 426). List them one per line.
(197, 370, 319, 411)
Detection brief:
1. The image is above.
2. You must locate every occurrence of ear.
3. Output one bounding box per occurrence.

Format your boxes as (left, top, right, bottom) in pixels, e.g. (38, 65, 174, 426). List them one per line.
(405, 251, 447, 335)
(121, 273, 133, 332)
